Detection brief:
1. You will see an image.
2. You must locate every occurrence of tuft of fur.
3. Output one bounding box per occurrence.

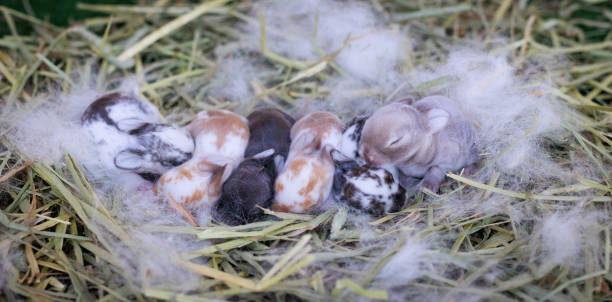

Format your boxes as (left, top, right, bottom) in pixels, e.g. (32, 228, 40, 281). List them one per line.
(1, 81, 214, 291)
(0, 240, 15, 294)
(537, 210, 602, 267)
(407, 49, 573, 185)
(377, 235, 435, 285)
(244, 0, 408, 82)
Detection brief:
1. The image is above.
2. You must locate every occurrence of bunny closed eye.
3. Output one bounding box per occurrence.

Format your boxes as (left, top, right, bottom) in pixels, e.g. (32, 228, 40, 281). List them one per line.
(387, 135, 404, 148)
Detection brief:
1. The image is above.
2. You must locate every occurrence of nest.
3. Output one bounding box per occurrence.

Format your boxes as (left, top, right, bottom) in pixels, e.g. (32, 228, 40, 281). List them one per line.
(1, 1, 611, 301)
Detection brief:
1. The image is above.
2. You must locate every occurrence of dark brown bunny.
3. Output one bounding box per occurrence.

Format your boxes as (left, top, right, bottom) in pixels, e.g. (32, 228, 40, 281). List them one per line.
(213, 108, 295, 225)
(213, 153, 276, 225)
(244, 108, 295, 159)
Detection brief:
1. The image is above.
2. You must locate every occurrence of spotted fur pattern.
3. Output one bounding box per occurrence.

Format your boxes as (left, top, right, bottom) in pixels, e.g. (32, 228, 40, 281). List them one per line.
(81, 92, 194, 183)
(274, 152, 335, 213)
(340, 166, 406, 216)
(155, 110, 248, 211)
(274, 112, 344, 213)
(331, 150, 407, 216)
(154, 159, 231, 209)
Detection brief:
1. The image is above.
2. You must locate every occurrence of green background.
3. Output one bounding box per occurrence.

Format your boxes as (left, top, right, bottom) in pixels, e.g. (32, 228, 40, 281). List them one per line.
(1, 0, 133, 35)
(1, 1, 610, 42)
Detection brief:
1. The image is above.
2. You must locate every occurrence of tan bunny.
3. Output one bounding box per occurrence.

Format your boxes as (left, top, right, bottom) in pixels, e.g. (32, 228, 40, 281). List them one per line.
(360, 95, 478, 192)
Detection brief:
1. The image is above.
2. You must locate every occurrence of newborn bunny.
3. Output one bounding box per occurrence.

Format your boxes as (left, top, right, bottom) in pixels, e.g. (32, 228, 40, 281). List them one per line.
(331, 150, 406, 216)
(274, 112, 344, 213)
(213, 150, 276, 225)
(214, 108, 295, 225)
(81, 92, 194, 183)
(154, 109, 249, 225)
(360, 95, 478, 192)
(244, 108, 295, 159)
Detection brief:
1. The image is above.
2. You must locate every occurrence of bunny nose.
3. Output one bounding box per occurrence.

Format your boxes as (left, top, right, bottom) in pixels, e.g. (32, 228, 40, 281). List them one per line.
(363, 149, 381, 166)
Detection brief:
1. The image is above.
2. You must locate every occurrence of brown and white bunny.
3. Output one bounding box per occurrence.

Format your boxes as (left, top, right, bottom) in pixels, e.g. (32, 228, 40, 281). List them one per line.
(274, 112, 344, 213)
(360, 95, 479, 192)
(154, 109, 249, 225)
(331, 150, 407, 216)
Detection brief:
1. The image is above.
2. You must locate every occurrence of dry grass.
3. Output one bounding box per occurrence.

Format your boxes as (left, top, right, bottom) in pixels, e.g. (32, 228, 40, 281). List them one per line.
(1, 0, 611, 301)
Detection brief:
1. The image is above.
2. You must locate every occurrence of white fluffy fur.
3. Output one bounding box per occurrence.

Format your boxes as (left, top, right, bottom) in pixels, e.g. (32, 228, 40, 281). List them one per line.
(208, 56, 259, 103)
(2, 0, 609, 299)
(244, 0, 408, 82)
(538, 210, 602, 267)
(0, 240, 14, 293)
(5, 88, 99, 166)
(408, 49, 571, 183)
(339, 123, 361, 159)
(377, 235, 436, 285)
(2, 83, 211, 291)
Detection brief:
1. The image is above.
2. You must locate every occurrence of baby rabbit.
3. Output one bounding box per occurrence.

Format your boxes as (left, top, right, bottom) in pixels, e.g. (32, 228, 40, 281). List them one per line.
(213, 150, 276, 225)
(154, 109, 249, 225)
(214, 108, 295, 225)
(81, 92, 194, 183)
(360, 95, 479, 192)
(331, 150, 406, 216)
(243, 108, 295, 159)
(274, 112, 344, 213)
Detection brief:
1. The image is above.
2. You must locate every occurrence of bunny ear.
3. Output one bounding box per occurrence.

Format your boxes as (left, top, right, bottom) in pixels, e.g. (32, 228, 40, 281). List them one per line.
(208, 163, 234, 196)
(425, 108, 449, 134)
(197, 160, 233, 181)
(114, 149, 145, 170)
(220, 164, 234, 183)
(290, 132, 316, 155)
(329, 149, 359, 171)
(116, 118, 148, 132)
(330, 149, 351, 162)
(397, 96, 415, 105)
(273, 155, 285, 173)
(251, 148, 275, 159)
